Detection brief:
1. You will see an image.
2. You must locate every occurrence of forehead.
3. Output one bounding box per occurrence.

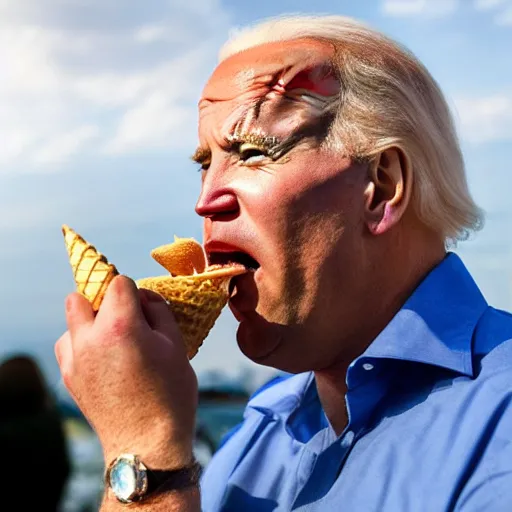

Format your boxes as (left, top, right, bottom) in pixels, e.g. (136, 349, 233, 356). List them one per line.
(201, 38, 335, 102)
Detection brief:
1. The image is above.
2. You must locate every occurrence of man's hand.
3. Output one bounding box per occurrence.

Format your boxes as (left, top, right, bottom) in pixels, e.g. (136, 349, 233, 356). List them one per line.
(55, 275, 198, 470)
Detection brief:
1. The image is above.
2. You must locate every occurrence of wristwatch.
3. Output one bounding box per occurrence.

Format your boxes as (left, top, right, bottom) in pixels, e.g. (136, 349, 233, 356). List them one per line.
(105, 453, 201, 503)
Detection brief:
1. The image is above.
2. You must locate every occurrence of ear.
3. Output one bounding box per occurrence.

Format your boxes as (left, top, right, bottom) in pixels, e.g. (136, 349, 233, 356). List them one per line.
(363, 147, 412, 236)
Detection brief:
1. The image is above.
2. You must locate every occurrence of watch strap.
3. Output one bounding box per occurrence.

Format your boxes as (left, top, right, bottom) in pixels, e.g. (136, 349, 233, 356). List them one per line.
(143, 461, 202, 498)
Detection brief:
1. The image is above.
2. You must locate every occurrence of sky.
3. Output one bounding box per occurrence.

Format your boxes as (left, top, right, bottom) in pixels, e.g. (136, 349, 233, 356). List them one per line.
(0, 0, 511, 390)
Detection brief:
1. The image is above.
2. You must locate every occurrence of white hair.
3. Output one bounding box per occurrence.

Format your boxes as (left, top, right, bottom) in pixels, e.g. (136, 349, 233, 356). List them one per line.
(219, 15, 483, 243)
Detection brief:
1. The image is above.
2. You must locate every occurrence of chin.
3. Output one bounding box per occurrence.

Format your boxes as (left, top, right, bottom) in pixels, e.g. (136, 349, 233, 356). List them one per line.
(235, 319, 312, 374)
(235, 319, 282, 364)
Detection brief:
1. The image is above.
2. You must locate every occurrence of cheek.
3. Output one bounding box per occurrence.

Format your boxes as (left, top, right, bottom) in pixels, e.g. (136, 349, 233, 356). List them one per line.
(238, 162, 364, 252)
(241, 171, 342, 264)
(238, 173, 293, 230)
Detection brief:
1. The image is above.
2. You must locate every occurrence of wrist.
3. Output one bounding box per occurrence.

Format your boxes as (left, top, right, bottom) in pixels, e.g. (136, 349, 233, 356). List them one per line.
(102, 418, 194, 470)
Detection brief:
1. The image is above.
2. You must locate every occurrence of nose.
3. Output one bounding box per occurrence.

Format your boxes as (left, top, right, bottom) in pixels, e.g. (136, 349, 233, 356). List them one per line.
(195, 170, 239, 220)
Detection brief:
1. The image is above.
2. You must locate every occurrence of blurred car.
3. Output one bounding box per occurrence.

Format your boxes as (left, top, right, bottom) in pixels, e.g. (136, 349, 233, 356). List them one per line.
(58, 407, 104, 512)
(197, 386, 248, 445)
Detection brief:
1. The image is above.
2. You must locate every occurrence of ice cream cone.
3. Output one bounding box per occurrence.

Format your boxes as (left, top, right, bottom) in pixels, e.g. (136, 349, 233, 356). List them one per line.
(61, 225, 247, 359)
(62, 225, 119, 311)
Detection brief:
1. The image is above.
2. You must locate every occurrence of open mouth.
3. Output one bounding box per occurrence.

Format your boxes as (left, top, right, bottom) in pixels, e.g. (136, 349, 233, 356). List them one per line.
(208, 251, 260, 271)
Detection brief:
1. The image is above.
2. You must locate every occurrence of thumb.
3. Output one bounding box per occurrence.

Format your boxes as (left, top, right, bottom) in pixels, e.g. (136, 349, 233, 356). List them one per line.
(139, 289, 183, 341)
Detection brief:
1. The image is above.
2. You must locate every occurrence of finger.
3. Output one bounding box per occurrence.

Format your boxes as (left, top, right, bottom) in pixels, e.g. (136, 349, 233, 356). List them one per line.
(65, 292, 95, 339)
(96, 275, 144, 329)
(138, 288, 165, 314)
(55, 331, 74, 382)
(139, 288, 182, 340)
(55, 332, 69, 367)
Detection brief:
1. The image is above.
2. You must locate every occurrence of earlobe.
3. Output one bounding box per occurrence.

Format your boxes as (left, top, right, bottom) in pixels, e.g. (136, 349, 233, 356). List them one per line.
(364, 147, 411, 236)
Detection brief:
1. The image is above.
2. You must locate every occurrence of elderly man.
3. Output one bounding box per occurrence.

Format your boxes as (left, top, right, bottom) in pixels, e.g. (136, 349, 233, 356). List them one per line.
(55, 15, 512, 511)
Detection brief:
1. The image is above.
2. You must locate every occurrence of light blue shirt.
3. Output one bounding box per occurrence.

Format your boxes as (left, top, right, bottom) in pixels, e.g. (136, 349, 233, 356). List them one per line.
(201, 253, 512, 511)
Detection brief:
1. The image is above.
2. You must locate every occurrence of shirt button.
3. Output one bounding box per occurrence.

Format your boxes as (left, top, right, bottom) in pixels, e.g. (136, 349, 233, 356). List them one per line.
(342, 431, 355, 446)
(362, 363, 374, 371)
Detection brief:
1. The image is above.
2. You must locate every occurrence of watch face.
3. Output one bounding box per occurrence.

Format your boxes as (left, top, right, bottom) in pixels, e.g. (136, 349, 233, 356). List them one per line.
(108, 454, 148, 503)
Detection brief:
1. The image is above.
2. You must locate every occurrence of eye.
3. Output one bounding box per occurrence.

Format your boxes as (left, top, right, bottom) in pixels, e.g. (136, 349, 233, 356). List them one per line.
(239, 143, 267, 165)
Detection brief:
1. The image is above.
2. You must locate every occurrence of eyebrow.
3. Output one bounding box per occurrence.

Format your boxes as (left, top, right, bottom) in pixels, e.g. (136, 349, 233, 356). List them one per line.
(190, 146, 211, 164)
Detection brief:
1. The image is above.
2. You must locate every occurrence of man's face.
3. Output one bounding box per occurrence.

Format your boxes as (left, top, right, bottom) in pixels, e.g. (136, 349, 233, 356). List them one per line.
(194, 39, 370, 372)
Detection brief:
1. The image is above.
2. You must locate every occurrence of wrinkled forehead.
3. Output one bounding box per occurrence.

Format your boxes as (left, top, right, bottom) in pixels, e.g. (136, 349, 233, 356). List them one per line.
(195, 38, 340, 154)
(201, 38, 337, 103)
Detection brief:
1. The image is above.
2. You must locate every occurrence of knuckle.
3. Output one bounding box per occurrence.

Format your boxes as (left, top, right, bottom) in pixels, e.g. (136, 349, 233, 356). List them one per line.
(107, 315, 133, 338)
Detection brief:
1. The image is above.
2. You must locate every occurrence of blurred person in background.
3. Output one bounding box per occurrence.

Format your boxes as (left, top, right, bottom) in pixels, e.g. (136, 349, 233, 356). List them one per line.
(55, 14, 512, 512)
(0, 354, 71, 510)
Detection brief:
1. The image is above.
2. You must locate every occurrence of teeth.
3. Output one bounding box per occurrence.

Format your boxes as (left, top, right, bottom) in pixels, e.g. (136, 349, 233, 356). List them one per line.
(209, 251, 259, 270)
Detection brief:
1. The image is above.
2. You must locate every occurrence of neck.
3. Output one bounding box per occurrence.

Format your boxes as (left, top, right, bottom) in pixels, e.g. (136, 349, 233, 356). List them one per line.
(315, 228, 446, 435)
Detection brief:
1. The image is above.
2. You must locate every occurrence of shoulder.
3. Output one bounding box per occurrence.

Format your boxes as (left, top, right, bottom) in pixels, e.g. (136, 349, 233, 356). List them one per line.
(476, 306, 512, 342)
(461, 307, 512, 433)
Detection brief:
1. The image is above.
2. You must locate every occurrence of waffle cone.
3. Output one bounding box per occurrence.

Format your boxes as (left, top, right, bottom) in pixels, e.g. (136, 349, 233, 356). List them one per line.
(62, 225, 119, 311)
(136, 266, 246, 358)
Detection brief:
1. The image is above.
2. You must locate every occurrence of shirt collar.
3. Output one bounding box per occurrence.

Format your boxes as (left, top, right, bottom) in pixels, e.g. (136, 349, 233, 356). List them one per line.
(360, 252, 487, 377)
(247, 372, 313, 414)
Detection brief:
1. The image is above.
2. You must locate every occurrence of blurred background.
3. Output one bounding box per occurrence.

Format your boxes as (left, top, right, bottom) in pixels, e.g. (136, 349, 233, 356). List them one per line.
(0, 0, 511, 509)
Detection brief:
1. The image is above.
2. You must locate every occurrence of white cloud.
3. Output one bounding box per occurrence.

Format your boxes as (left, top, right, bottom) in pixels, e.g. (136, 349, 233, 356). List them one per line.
(135, 24, 168, 44)
(0, 129, 33, 166)
(498, 5, 512, 23)
(33, 125, 100, 165)
(0, 0, 232, 172)
(105, 95, 193, 154)
(473, 0, 512, 24)
(133, 23, 198, 45)
(453, 93, 512, 144)
(381, 0, 460, 18)
(474, 0, 508, 10)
